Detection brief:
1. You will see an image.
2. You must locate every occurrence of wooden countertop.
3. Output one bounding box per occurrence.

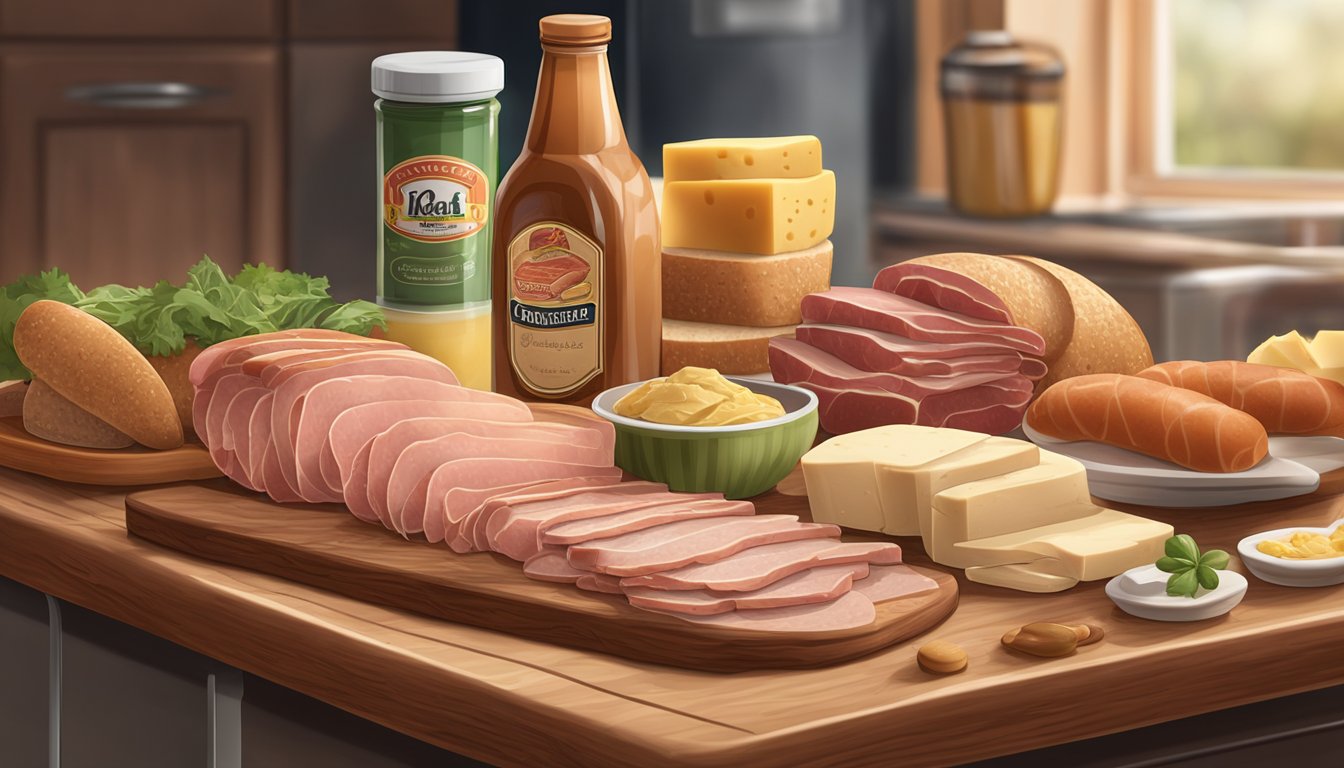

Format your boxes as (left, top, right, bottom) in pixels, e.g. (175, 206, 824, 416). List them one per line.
(4, 468, 1344, 767)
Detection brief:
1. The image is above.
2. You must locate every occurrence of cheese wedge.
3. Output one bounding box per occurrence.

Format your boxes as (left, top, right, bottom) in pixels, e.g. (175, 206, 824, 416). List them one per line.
(663, 136, 823, 182)
(929, 451, 1093, 564)
(964, 560, 1079, 593)
(912, 437, 1039, 545)
(661, 170, 836, 255)
(1249, 330, 1318, 370)
(1310, 331, 1344, 369)
(948, 509, 1173, 579)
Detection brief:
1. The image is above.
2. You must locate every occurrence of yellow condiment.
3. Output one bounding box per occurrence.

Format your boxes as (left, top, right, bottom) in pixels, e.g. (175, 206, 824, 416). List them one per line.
(614, 367, 785, 426)
(1256, 526, 1344, 560)
(382, 304, 492, 391)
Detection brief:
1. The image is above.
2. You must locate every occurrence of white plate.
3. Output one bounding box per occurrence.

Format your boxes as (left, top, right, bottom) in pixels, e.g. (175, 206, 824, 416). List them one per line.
(1105, 564, 1247, 622)
(1021, 422, 1328, 507)
(1237, 519, 1344, 587)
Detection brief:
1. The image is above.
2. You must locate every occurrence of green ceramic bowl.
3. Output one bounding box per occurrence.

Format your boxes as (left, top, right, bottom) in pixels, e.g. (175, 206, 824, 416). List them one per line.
(591, 377, 819, 499)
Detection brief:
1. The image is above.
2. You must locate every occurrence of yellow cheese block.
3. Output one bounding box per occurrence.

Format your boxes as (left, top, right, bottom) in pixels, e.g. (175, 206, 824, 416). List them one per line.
(801, 425, 988, 534)
(964, 560, 1079, 593)
(661, 170, 836, 255)
(929, 451, 1093, 564)
(1248, 330, 1318, 370)
(948, 509, 1173, 580)
(801, 426, 1038, 536)
(663, 136, 823, 182)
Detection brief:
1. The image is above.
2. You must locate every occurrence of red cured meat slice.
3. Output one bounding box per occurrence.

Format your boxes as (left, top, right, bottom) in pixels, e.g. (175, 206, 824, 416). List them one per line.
(621, 539, 903, 592)
(456, 477, 632, 554)
(575, 574, 625, 595)
(190, 329, 395, 386)
(769, 337, 1017, 398)
(801, 287, 1045, 355)
(799, 380, 1031, 435)
(540, 499, 754, 547)
(851, 564, 939, 603)
(642, 591, 877, 632)
(873, 262, 1013, 324)
(793, 324, 1030, 377)
(1020, 357, 1049, 381)
(439, 475, 624, 549)
(485, 486, 714, 561)
(512, 252, 591, 300)
(565, 516, 840, 578)
(623, 563, 867, 616)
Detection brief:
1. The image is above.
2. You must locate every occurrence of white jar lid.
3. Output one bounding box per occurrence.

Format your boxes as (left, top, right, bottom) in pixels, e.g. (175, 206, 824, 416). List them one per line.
(372, 51, 504, 104)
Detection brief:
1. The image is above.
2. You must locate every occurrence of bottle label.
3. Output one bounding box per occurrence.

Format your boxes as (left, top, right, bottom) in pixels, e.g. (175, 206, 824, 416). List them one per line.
(383, 155, 490, 247)
(506, 223, 603, 396)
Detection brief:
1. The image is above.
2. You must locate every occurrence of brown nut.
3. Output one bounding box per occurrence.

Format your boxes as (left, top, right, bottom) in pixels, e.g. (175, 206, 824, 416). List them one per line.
(1001, 622, 1078, 658)
(917, 640, 968, 675)
(1075, 624, 1104, 647)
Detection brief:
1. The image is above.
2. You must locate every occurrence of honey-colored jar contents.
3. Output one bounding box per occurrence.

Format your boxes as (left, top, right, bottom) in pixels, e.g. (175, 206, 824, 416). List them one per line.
(491, 14, 660, 404)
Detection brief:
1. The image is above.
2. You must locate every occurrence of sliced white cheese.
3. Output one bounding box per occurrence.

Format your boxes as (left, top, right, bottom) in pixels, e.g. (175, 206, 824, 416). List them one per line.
(913, 436, 1040, 547)
(1250, 330, 1318, 369)
(964, 559, 1079, 593)
(801, 425, 990, 534)
(929, 451, 1093, 564)
(948, 508, 1173, 580)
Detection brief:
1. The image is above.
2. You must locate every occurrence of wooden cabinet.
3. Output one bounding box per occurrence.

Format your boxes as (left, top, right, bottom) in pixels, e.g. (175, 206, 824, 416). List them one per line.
(0, 45, 282, 287)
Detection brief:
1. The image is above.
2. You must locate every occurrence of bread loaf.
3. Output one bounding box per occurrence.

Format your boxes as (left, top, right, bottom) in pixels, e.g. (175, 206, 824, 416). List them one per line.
(1026, 373, 1268, 473)
(23, 378, 134, 449)
(0, 381, 25, 419)
(662, 319, 795, 375)
(662, 240, 832, 327)
(13, 300, 183, 449)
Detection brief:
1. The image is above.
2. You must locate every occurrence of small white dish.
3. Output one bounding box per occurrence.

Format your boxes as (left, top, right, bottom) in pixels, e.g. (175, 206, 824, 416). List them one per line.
(1237, 519, 1344, 588)
(1105, 564, 1248, 622)
(1022, 422, 1324, 507)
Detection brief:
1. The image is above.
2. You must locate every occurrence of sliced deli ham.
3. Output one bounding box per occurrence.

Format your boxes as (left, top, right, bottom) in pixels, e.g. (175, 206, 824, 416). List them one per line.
(565, 515, 841, 577)
(646, 590, 876, 632)
(540, 499, 754, 547)
(794, 324, 1029, 376)
(624, 563, 867, 616)
(456, 476, 629, 554)
(873, 262, 1014, 325)
(801, 287, 1045, 355)
(621, 539, 903, 592)
(851, 564, 939, 603)
(769, 337, 1017, 398)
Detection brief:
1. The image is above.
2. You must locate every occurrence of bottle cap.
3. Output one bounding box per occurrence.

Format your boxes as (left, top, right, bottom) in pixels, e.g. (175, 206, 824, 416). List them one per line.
(372, 51, 504, 104)
(539, 14, 612, 46)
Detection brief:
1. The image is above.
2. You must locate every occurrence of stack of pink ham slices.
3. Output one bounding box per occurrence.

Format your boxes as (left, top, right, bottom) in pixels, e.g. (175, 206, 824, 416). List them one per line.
(769, 263, 1047, 434)
(190, 329, 938, 632)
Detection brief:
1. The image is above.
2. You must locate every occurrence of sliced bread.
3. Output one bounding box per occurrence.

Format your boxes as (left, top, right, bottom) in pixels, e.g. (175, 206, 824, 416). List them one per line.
(662, 319, 796, 375)
(662, 240, 832, 327)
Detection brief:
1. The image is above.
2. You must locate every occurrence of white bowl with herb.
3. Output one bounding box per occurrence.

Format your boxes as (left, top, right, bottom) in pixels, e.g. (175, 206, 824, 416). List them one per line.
(1105, 535, 1247, 622)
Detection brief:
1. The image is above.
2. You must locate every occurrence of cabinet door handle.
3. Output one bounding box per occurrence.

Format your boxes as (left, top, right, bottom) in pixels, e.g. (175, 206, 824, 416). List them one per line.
(64, 81, 219, 110)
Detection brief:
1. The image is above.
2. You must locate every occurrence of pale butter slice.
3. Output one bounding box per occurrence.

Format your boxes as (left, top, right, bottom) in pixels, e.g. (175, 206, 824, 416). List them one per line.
(949, 509, 1173, 580)
(929, 450, 1092, 564)
(964, 559, 1079, 593)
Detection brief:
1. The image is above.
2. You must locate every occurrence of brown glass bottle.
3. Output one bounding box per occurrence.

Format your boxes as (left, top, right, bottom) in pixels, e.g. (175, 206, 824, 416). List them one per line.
(491, 14, 660, 404)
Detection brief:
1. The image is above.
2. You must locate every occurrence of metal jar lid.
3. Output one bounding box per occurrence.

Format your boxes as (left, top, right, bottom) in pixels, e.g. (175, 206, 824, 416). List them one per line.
(941, 30, 1064, 101)
(372, 51, 504, 104)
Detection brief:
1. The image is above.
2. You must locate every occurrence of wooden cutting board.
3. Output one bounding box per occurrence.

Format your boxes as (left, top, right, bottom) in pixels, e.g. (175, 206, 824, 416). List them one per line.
(0, 415, 220, 486)
(124, 483, 957, 672)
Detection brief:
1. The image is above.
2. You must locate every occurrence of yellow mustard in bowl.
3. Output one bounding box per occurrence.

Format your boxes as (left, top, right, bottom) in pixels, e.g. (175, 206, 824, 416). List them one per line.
(613, 367, 785, 426)
(1256, 527, 1344, 560)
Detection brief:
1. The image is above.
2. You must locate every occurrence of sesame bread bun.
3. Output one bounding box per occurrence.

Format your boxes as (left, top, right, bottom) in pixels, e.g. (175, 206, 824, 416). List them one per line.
(14, 300, 183, 449)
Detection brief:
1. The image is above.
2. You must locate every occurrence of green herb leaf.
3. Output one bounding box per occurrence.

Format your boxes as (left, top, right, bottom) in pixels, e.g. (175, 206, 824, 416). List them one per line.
(1155, 556, 1195, 573)
(1166, 569, 1200, 598)
(1199, 549, 1230, 571)
(1165, 534, 1201, 563)
(1195, 564, 1221, 591)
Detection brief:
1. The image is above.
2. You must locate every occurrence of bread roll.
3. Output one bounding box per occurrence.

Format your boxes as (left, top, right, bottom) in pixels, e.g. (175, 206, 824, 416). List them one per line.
(23, 378, 134, 449)
(146, 340, 202, 437)
(1138, 360, 1344, 437)
(0, 380, 26, 419)
(1026, 373, 1268, 473)
(13, 300, 183, 449)
(662, 319, 795, 375)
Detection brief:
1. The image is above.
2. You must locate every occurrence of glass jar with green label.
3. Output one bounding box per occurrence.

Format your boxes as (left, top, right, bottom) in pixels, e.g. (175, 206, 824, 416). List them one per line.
(373, 51, 503, 389)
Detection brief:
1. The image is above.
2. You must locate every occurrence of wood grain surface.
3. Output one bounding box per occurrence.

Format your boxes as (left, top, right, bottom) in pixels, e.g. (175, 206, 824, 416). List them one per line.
(123, 484, 957, 672)
(0, 415, 220, 485)
(6, 469, 1344, 767)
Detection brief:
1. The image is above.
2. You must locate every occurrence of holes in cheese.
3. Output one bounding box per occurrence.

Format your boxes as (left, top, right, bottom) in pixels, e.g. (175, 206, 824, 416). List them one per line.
(662, 171, 836, 255)
(663, 136, 822, 181)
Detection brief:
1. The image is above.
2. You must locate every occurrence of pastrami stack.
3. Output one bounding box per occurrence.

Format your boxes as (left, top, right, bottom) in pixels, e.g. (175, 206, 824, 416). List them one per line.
(769, 262, 1047, 434)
